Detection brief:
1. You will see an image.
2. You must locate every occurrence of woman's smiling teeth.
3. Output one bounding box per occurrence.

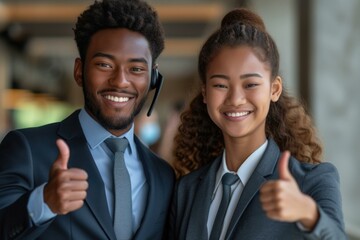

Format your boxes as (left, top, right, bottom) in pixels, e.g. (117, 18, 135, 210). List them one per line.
(105, 95, 129, 103)
(225, 111, 250, 117)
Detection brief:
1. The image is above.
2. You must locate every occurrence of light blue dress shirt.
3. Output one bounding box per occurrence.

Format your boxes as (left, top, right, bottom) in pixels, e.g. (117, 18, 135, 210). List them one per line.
(28, 109, 148, 235)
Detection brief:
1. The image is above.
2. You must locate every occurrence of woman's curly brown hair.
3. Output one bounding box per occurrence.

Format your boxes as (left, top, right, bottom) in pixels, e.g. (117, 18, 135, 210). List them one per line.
(173, 8, 322, 178)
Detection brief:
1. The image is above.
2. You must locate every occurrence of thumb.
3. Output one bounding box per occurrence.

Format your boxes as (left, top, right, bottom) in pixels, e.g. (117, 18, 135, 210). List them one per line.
(53, 139, 70, 170)
(278, 150, 293, 180)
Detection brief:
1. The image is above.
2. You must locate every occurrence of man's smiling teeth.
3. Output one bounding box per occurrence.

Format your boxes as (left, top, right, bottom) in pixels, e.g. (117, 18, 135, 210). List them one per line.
(226, 112, 250, 117)
(105, 95, 129, 103)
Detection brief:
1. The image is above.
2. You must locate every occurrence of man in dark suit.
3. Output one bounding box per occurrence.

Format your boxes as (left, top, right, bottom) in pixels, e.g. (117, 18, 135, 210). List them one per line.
(0, 0, 175, 239)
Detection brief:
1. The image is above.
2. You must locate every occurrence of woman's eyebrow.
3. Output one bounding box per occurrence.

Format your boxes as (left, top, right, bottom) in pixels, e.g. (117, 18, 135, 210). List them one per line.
(240, 73, 263, 79)
(209, 72, 263, 80)
(209, 74, 229, 80)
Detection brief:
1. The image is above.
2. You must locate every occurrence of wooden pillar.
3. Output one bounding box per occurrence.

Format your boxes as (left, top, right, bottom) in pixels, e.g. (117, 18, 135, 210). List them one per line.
(0, 41, 10, 137)
(297, 0, 312, 112)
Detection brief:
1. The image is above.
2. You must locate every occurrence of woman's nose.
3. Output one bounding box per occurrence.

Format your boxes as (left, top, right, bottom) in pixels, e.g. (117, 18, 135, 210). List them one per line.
(226, 87, 246, 106)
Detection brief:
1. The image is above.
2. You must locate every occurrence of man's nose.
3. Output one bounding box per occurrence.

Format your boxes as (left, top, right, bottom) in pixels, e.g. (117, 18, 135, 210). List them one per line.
(109, 69, 130, 88)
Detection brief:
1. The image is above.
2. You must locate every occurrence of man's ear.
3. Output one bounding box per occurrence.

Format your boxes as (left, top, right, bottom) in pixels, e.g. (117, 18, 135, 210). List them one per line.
(201, 85, 207, 104)
(271, 76, 282, 102)
(74, 58, 83, 87)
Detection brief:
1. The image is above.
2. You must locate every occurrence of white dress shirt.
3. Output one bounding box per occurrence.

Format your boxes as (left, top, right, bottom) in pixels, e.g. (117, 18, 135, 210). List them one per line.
(207, 140, 268, 240)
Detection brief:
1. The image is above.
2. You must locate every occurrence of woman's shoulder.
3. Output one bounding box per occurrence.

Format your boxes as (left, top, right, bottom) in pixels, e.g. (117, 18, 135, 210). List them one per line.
(176, 157, 220, 189)
(178, 163, 210, 182)
(290, 157, 339, 177)
(289, 157, 341, 192)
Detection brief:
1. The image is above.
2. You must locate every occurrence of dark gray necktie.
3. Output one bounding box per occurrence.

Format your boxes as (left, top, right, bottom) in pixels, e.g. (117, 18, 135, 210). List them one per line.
(105, 137, 132, 240)
(209, 173, 239, 240)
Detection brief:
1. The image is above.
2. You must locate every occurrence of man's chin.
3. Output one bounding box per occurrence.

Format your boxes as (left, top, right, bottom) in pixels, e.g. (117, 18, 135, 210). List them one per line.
(100, 114, 134, 131)
(85, 99, 144, 131)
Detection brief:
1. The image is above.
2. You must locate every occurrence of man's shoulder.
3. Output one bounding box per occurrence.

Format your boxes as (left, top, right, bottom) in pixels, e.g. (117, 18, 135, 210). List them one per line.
(14, 110, 79, 135)
(135, 138, 175, 178)
(3, 110, 80, 144)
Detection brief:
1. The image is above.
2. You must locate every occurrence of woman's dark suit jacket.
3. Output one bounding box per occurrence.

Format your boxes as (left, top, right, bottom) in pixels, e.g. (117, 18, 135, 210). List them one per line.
(0, 110, 175, 240)
(169, 139, 346, 240)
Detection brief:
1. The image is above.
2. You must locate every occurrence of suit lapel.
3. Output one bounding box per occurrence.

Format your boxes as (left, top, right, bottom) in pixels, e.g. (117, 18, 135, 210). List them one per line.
(132, 138, 156, 239)
(225, 170, 266, 239)
(58, 111, 116, 240)
(225, 139, 280, 239)
(185, 156, 222, 240)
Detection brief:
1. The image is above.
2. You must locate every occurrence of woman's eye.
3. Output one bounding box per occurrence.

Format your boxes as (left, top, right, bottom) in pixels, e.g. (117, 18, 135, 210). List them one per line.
(246, 83, 258, 88)
(213, 84, 227, 88)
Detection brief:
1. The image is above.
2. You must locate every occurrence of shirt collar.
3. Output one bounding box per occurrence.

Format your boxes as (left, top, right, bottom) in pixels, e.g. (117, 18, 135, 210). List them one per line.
(78, 108, 135, 153)
(214, 140, 268, 191)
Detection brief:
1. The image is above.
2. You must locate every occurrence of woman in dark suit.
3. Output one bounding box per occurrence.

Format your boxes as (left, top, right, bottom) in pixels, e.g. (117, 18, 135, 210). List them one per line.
(169, 8, 346, 240)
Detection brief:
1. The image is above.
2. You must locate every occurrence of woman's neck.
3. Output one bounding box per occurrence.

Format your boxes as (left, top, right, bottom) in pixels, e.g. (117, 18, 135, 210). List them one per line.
(224, 135, 266, 171)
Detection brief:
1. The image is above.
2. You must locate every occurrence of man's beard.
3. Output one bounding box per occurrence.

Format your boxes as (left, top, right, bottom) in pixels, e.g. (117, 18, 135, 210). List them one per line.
(82, 81, 147, 131)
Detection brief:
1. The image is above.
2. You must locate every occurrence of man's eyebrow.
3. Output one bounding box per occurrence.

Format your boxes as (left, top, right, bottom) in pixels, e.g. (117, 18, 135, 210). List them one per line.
(92, 52, 115, 60)
(92, 53, 148, 64)
(128, 58, 148, 64)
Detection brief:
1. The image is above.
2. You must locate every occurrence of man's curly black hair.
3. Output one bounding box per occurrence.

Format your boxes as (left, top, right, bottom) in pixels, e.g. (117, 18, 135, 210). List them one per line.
(73, 0, 164, 64)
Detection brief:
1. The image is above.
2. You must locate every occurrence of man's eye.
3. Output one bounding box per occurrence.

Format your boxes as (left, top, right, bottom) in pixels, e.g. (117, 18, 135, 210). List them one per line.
(96, 63, 112, 68)
(131, 67, 144, 73)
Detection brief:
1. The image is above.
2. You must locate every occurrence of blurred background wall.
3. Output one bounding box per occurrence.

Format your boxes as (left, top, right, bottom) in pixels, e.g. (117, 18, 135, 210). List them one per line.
(0, 0, 359, 238)
(312, 0, 360, 238)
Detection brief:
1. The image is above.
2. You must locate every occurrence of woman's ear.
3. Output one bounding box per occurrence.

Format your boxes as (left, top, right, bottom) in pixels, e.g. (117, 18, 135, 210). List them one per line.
(74, 58, 83, 87)
(201, 85, 207, 104)
(271, 76, 282, 102)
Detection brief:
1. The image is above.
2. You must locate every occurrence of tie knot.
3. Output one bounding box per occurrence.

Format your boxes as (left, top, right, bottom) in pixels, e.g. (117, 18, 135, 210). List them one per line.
(105, 137, 128, 154)
(222, 173, 239, 186)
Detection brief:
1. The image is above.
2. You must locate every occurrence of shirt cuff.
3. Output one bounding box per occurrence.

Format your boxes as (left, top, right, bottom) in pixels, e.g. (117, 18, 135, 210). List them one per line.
(27, 183, 57, 225)
(296, 221, 311, 232)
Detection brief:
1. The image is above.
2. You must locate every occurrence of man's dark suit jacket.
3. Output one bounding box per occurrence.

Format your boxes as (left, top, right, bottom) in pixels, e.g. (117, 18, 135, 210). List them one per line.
(0, 110, 175, 240)
(168, 139, 346, 240)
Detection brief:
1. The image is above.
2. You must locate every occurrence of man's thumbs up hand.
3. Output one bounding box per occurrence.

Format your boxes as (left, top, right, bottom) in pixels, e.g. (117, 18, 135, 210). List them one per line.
(44, 139, 88, 215)
(52, 139, 70, 171)
(259, 151, 319, 229)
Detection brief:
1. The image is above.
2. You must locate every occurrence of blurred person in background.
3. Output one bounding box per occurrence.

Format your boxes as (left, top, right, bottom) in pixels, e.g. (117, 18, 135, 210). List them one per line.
(168, 8, 346, 240)
(157, 100, 185, 165)
(0, 0, 174, 239)
(135, 100, 185, 167)
(135, 108, 162, 150)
